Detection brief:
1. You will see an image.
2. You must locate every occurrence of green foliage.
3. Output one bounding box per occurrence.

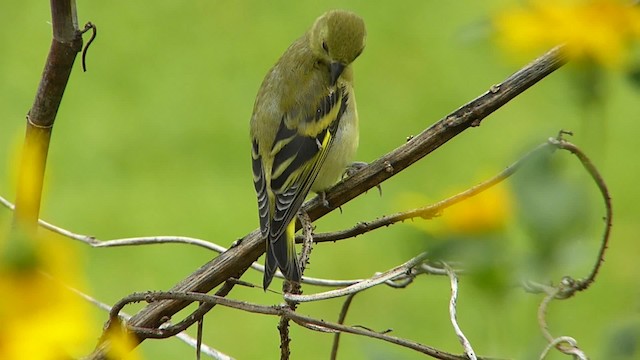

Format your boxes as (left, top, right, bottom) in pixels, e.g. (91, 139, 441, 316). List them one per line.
(604, 320, 640, 360)
(511, 150, 593, 280)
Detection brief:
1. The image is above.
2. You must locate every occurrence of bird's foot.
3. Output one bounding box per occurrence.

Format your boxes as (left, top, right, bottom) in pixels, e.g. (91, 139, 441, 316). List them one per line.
(319, 191, 331, 208)
(343, 161, 368, 178)
(343, 161, 382, 196)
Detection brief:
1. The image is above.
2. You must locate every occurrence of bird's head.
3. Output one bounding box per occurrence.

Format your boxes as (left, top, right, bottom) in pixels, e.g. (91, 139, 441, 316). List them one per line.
(310, 10, 366, 85)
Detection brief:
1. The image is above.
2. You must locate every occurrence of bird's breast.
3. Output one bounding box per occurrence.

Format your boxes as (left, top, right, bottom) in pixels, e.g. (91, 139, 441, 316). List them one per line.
(311, 91, 359, 192)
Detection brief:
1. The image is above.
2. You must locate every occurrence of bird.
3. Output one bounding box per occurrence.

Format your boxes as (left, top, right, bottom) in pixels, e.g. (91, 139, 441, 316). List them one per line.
(250, 10, 366, 290)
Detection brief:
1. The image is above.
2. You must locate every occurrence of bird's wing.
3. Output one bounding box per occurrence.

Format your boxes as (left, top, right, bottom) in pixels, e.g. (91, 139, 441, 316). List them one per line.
(251, 138, 270, 238)
(265, 86, 349, 242)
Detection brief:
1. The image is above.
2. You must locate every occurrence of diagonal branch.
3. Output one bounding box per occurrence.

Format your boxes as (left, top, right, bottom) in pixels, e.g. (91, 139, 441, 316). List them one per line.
(86, 46, 567, 359)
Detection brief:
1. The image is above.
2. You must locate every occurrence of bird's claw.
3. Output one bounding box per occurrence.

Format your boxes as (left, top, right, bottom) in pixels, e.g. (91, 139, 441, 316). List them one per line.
(319, 191, 331, 208)
(343, 161, 368, 178)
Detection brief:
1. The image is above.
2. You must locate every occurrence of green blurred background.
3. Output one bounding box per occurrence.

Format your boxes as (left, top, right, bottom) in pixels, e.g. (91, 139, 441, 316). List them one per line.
(1, 1, 639, 359)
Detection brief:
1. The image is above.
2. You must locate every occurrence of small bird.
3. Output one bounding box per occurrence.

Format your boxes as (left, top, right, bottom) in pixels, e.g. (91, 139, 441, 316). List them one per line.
(250, 10, 366, 290)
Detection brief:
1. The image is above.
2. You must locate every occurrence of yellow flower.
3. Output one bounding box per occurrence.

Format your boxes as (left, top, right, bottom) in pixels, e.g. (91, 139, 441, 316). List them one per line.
(440, 183, 512, 235)
(0, 230, 95, 360)
(396, 181, 512, 236)
(0, 75, 143, 359)
(494, 0, 640, 67)
(103, 322, 143, 360)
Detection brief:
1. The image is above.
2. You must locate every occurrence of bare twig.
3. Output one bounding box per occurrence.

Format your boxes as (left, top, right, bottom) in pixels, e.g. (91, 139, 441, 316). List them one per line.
(108, 291, 484, 360)
(80, 21, 97, 72)
(547, 136, 612, 292)
(13, 0, 83, 228)
(536, 287, 588, 359)
(330, 293, 357, 360)
(539, 337, 587, 360)
(521, 135, 612, 299)
(444, 264, 476, 360)
(1, 194, 433, 290)
(284, 252, 429, 303)
(196, 305, 204, 360)
(298, 212, 315, 274)
(278, 212, 314, 360)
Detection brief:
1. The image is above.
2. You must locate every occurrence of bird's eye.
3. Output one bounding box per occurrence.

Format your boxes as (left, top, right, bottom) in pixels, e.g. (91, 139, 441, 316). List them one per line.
(322, 41, 329, 53)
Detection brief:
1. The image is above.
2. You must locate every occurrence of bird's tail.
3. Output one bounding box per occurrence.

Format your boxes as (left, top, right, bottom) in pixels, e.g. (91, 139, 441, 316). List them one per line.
(263, 220, 301, 290)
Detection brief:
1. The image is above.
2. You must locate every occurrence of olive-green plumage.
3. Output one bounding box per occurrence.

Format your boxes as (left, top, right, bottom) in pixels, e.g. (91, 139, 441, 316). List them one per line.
(250, 10, 366, 290)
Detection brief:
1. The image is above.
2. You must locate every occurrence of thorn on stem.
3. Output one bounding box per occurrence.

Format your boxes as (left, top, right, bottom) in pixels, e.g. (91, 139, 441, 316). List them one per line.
(557, 129, 574, 140)
(383, 161, 394, 173)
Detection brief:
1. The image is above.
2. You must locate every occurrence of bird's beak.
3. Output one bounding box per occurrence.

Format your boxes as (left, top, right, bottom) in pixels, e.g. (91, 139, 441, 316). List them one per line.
(329, 62, 345, 86)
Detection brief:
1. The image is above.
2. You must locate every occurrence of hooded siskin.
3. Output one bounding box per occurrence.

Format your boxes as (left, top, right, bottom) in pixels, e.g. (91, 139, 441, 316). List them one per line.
(250, 10, 366, 290)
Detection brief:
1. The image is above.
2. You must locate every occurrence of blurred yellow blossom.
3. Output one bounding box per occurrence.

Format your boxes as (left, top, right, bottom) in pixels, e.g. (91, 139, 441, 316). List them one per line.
(1, 133, 143, 359)
(494, 0, 640, 67)
(397, 181, 512, 236)
(0, 229, 95, 360)
(0, 126, 95, 359)
(440, 183, 512, 235)
(104, 323, 143, 360)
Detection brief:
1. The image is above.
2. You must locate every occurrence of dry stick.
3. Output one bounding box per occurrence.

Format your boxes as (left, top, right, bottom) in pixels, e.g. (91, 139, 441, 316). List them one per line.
(517, 134, 609, 360)
(109, 250, 431, 346)
(0, 196, 414, 289)
(196, 303, 204, 360)
(536, 288, 588, 359)
(0, 196, 406, 289)
(548, 137, 612, 293)
(297, 212, 315, 272)
(134, 279, 241, 340)
(87, 46, 567, 359)
(522, 135, 612, 299)
(109, 291, 484, 360)
(0, 191, 454, 294)
(278, 212, 313, 360)
(285, 252, 429, 303)
(4, 194, 370, 288)
(13, 0, 83, 227)
(539, 337, 586, 360)
(330, 293, 357, 360)
(443, 264, 476, 360)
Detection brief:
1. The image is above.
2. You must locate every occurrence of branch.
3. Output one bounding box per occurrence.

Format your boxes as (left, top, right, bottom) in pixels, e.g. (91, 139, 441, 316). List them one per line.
(536, 287, 588, 359)
(521, 134, 612, 299)
(278, 212, 313, 360)
(444, 264, 476, 360)
(547, 136, 612, 292)
(86, 46, 567, 359)
(0, 195, 430, 290)
(284, 252, 429, 303)
(13, 0, 83, 227)
(108, 291, 491, 360)
(330, 293, 357, 360)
